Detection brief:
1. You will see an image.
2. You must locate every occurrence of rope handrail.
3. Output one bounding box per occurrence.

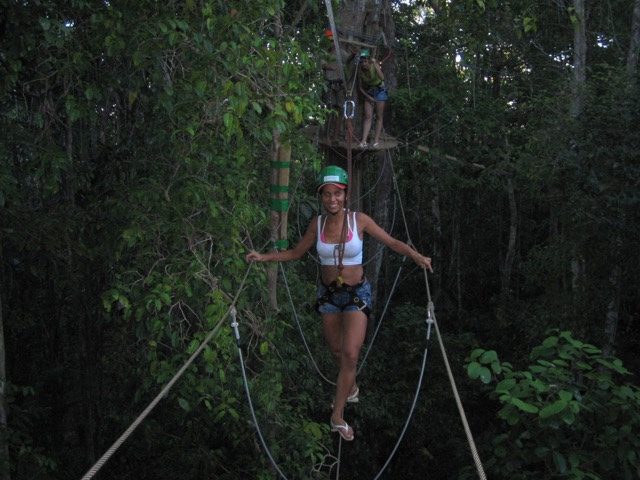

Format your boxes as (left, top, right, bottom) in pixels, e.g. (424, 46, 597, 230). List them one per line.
(421, 268, 487, 480)
(383, 150, 488, 479)
(80, 265, 255, 480)
(357, 261, 404, 374)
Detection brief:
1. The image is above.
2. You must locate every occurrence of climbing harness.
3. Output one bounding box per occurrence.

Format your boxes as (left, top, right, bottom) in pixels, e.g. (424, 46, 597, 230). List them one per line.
(314, 276, 372, 318)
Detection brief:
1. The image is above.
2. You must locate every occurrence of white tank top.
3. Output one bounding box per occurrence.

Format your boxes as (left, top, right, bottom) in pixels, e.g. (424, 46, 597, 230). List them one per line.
(316, 212, 364, 266)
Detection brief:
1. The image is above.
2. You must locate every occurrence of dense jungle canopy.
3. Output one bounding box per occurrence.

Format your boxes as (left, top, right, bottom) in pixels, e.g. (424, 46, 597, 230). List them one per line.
(1, 0, 640, 479)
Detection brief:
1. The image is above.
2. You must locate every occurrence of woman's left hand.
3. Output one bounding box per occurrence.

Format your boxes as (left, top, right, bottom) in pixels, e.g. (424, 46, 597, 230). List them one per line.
(414, 253, 433, 272)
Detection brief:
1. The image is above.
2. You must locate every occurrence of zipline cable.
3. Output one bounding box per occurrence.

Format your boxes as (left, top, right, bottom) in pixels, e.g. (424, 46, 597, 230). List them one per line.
(228, 299, 357, 480)
(80, 265, 255, 480)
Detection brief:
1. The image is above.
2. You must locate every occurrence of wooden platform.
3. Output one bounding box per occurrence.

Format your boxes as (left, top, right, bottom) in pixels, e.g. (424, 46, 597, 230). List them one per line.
(302, 126, 398, 151)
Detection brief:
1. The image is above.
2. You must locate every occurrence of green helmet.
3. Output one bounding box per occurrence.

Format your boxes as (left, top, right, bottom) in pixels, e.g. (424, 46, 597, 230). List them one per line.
(316, 166, 348, 192)
(360, 49, 370, 58)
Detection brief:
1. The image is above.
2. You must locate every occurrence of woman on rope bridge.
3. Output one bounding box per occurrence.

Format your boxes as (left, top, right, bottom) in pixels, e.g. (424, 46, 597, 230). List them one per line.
(245, 166, 433, 442)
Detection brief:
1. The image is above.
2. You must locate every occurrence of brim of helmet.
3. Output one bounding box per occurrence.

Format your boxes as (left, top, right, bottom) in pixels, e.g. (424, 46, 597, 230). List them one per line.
(317, 182, 347, 192)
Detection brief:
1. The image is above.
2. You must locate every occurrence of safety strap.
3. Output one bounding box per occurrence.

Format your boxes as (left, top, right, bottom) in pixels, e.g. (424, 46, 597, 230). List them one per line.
(335, 210, 350, 285)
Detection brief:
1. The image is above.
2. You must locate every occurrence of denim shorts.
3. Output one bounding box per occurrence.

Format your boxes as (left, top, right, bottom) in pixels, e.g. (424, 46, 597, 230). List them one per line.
(366, 85, 388, 102)
(315, 278, 372, 315)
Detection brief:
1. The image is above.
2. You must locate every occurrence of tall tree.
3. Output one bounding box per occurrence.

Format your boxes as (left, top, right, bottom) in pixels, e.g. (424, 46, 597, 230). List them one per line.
(570, 0, 588, 117)
(628, 0, 640, 86)
(0, 285, 7, 480)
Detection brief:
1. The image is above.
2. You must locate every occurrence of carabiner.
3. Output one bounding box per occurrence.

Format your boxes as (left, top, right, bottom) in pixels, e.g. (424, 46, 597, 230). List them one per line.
(343, 100, 355, 119)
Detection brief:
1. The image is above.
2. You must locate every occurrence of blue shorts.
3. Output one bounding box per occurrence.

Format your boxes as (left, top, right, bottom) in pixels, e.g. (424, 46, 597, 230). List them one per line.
(315, 278, 372, 316)
(366, 85, 388, 102)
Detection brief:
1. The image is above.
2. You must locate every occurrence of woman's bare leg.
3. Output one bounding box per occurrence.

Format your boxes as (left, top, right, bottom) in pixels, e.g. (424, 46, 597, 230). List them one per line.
(373, 100, 385, 145)
(323, 310, 367, 435)
(360, 100, 374, 145)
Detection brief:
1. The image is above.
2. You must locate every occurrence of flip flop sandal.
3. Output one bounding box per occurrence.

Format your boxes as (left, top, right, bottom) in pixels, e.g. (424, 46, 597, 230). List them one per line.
(330, 419, 354, 441)
(347, 387, 360, 403)
(331, 387, 360, 408)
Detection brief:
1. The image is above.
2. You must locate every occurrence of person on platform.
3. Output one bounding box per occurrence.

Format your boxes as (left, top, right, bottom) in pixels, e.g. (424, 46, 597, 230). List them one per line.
(357, 49, 387, 148)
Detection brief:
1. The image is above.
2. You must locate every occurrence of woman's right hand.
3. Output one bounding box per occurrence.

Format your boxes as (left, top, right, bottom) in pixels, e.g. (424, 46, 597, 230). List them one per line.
(245, 250, 265, 263)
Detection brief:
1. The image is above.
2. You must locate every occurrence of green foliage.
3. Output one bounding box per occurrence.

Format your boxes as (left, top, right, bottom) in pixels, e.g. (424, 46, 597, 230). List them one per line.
(1, 0, 324, 477)
(3, 383, 57, 478)
(2, 0, 640, 478)
(465, 331, 640, 479)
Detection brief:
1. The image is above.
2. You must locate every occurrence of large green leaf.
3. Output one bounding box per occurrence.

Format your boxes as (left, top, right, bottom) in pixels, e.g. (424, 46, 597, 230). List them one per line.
(539, 399, 568, 419)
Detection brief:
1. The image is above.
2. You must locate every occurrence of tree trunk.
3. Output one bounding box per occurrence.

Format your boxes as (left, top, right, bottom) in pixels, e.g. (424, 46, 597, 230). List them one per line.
(569, 0, 588, 299)
(627, 0, 640, 87)
(500, 177, 517, 303)
(267, 132, 291, 310)
(570, 0, 588, 118)
(602, 264, 621, 359)
(0, 265, 9, 480)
